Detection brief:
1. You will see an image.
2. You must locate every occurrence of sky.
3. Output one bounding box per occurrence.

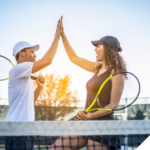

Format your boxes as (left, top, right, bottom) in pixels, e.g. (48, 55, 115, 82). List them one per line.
(0, 0, 150, 103)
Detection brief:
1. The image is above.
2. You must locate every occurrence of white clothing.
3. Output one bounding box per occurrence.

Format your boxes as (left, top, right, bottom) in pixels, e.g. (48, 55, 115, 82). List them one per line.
(5, 62, 34, 121)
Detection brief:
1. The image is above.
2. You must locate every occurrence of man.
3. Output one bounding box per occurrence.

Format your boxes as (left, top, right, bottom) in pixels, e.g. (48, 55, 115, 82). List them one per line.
(5, 18, 61, 149)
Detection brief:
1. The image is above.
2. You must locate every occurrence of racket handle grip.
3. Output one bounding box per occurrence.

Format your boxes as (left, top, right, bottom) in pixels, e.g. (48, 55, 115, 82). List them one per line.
(83, 110, 86, 114)
(31, 76, 37, 80)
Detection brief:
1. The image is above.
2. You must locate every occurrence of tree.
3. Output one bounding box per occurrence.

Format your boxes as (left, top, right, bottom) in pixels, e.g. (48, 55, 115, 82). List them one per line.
(33, 72, 78, 120)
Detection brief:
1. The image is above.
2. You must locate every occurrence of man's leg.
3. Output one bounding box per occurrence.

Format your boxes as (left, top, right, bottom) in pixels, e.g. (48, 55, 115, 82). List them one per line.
(5, 136, 35, 150)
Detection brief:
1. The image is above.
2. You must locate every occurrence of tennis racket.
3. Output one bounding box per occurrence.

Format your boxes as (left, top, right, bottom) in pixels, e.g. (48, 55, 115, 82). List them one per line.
(0, 55, 38, 81)
(71, 71, 140, 119)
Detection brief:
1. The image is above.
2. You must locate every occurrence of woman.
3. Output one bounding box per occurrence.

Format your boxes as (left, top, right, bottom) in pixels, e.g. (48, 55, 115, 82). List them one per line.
(50, 17, 126, 150)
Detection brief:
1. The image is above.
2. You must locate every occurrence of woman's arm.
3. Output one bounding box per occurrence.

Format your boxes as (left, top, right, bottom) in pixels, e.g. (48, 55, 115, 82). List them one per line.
(60, 17, 99, 73)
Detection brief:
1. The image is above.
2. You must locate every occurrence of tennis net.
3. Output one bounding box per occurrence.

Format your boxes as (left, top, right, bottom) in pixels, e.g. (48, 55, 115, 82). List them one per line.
(0, 120, 149, 150)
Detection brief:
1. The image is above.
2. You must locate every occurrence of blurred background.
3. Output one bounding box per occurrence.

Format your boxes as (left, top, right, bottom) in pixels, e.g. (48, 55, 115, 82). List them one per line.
(0, 0, 150, 121)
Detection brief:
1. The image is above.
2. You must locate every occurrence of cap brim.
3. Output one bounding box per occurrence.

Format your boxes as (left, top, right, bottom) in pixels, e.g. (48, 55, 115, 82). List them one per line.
(24, 44, 39, 51)
(32, 44, 39, 51)
(91, 40, 103, 47)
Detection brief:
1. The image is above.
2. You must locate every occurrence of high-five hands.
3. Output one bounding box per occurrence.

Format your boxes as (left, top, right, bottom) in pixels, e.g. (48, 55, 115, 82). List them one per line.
(60, 16, 64, 36)
(55, 17, 62, 40)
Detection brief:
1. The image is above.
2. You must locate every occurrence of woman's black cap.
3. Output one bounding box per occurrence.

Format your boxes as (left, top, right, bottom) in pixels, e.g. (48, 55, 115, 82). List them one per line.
(91, 36, 122, 52)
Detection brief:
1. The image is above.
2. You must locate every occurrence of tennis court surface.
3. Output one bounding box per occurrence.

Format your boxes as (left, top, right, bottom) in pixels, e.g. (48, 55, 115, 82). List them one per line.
(0, 120, 149, 149)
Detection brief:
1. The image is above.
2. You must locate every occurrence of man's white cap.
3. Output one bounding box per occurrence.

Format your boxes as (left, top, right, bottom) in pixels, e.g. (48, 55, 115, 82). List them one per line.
(13, 41, 39, 57)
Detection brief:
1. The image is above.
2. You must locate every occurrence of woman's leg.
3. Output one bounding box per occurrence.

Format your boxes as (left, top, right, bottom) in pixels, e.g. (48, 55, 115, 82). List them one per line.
(50, 135, 87, 150)
(87, 139, 108, 150)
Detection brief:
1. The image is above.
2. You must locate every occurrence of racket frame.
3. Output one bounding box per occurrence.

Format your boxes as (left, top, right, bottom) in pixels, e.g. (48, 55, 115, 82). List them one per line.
(85, 71, 140, 113)
(0, 55, 15, 81)
(0, 55, 38, 81)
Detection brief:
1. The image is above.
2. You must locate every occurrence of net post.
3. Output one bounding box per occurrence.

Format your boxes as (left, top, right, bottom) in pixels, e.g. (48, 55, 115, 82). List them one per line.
(124, 97, 128, 150)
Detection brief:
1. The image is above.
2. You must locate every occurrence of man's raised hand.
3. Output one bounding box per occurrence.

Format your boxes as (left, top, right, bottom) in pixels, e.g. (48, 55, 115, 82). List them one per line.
(55, 18, 61, 40)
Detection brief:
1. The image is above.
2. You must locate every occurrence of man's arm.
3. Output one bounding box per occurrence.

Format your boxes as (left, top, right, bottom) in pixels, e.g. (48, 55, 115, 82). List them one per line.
(32, 18, 61, 73)
(34, 75, 45, 103)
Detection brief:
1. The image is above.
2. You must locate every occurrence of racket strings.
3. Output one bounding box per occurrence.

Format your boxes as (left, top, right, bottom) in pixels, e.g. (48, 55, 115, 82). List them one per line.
(0, 57, 13, 80)
(113, 73, 139, 109)
(122, 75, 138, 98)
(97, 73, 139, 110)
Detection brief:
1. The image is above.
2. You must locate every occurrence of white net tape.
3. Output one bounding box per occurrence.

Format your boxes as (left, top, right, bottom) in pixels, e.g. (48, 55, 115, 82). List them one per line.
(0, 120, 150, 136)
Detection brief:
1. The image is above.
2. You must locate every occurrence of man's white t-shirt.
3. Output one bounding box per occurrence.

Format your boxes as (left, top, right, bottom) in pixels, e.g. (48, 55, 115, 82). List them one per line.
(5, 62, 35, 121)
